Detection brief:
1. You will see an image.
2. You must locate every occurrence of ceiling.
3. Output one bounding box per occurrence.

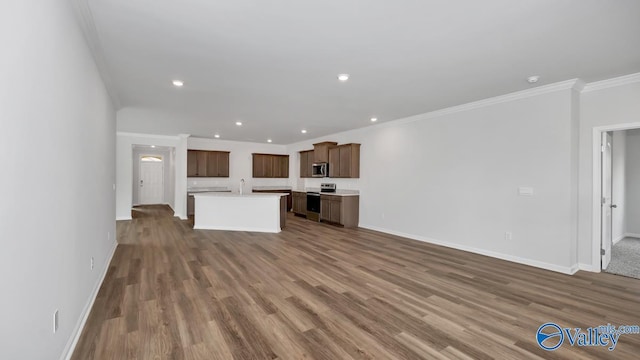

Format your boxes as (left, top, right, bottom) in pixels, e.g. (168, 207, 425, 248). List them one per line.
(85, 0, 640, 144)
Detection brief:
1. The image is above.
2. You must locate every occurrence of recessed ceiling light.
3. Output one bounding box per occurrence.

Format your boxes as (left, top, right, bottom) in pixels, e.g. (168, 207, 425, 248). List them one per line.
(151, 145, 156, 148)
(527, 75, 540, 84)
(370, 117, 378, 122)
(337, 74, 350, 81)
(267, 139, 272, 143)
(214, 134, 220, 138)
(172, 80, 184, 87)
(301, 129, 307, 134)
(235, 121, 242, 126)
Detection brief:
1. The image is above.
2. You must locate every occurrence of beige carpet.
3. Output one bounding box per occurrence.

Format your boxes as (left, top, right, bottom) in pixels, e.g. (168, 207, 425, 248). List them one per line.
(605, 237, 640, 280)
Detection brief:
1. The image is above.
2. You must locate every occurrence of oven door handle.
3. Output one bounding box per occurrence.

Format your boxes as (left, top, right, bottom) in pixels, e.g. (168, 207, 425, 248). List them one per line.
(307, 193, 320, 197)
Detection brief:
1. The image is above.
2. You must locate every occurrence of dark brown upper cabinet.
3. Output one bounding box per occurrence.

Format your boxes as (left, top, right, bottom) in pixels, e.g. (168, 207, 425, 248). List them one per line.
(187, 150, 230, 177)
(299, 150, 314, 178)
(328, 143, 360, 178)
(313, 142, 338, 163)
(252, 153, 289, 178)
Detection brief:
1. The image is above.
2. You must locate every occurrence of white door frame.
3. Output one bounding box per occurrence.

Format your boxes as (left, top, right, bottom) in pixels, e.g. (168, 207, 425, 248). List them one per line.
(591, 122, 640, 271)
(138, 154, 165, 205)
(600, 131, 613, 269)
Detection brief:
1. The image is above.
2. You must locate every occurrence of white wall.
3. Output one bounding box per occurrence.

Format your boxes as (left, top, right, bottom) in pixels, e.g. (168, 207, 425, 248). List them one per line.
(116, 72, 640, 274)
(625, 129, 640, 235)
(289, 84, 580, 273)
(187, 137, 290, 191)
(611, 131, 627, 242)
(132, 147, 175, 208)
(578, 77, 640, 269)
(0, 1, 116, 359)
(116, 133, 188, 220)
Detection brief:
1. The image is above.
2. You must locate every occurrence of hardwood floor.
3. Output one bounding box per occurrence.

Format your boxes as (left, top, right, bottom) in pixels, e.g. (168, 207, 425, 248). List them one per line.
(72, 205, 640, 359)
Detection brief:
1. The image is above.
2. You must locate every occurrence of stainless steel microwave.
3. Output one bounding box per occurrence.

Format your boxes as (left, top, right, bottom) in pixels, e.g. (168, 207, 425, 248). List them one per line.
(312, 163, 329, 177)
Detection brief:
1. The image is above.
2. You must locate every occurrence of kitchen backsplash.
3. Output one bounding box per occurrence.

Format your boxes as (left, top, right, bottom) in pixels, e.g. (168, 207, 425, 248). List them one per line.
(303, 177, 360, 191)
(187, 177, 360, 192)
(187, 177, 291, 189)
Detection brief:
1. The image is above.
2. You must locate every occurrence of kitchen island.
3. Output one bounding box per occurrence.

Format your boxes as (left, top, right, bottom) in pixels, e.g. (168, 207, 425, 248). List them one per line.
(192, 192, 287, 233)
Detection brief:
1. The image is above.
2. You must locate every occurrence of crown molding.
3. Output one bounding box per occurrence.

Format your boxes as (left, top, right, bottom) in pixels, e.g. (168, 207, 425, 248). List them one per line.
(572, 79, 586, 93)
(285, 78, 583, 147)
(370, 79, 581, 130)
(582, 72, 640, 93)
(117, 131, 181, 140)
(69, 0, 121, 109)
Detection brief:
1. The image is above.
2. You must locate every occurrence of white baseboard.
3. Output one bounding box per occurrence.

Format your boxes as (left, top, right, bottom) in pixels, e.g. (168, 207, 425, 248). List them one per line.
(116, 216, 132, 221)
(578, 263, 600, 272)
(623, 232, 640, 239)
(194, 225, 280, 233)
(60, 241, 118, 360)
(359, 224, 577, 275)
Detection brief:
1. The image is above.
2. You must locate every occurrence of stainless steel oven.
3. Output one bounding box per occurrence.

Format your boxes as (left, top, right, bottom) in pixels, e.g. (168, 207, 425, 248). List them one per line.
(306, 192, 320, 221)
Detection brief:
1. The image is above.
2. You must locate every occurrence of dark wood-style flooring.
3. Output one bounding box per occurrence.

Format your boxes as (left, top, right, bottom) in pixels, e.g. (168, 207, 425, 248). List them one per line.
(72, 205, 640, 359)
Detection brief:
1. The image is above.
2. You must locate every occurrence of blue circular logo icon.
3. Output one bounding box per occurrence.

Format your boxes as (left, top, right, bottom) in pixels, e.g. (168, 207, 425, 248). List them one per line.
(536, 323, 564, 351)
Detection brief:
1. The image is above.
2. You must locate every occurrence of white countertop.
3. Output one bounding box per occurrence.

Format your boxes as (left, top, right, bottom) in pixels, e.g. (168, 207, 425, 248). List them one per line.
(193, 192, 287, 198)
(187, 187, 231, 193)
(292, 188, 360, 196)
(252, 186, 292, 191)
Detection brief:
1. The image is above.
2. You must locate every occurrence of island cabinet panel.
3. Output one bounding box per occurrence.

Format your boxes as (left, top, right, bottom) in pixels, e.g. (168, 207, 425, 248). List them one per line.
(252, 189, 292, 211)
(193, 193, 286, 233)
(329, 143, 360, 178)
(320, 194, 359, 228)
(252, 153, 289, 178)
(299, 150, 314, 178)
(313, 141, 338, 163)
(187, 150, 230, 177)
(292, 191, 307, 216)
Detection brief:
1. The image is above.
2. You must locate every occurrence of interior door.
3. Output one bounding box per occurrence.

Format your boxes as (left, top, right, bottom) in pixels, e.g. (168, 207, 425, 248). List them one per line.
(139, 157, 164, 205)
(601, 132, 613, 269)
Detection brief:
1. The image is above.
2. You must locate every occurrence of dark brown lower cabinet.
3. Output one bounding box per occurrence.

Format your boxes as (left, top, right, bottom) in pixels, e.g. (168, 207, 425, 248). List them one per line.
(292, 191, 307, 216)
(320, 195, 359, 228)
(187, 195, 195, 216)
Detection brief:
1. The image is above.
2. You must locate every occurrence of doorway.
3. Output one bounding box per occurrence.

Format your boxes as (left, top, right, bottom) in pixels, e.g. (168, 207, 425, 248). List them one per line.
(601, 132, 613, 269)
(139, 156, 164, 204)
(595, 126, 640, 279)
(132, 145, 176, 210)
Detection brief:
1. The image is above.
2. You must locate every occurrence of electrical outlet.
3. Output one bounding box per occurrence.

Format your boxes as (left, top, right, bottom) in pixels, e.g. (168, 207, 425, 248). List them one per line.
(381, 212, 385, 219)
(107, 231, 110, 242)
(91, 257, 94, 270)
(505, 232, 513, 241)
(53, 310, 59, 333)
